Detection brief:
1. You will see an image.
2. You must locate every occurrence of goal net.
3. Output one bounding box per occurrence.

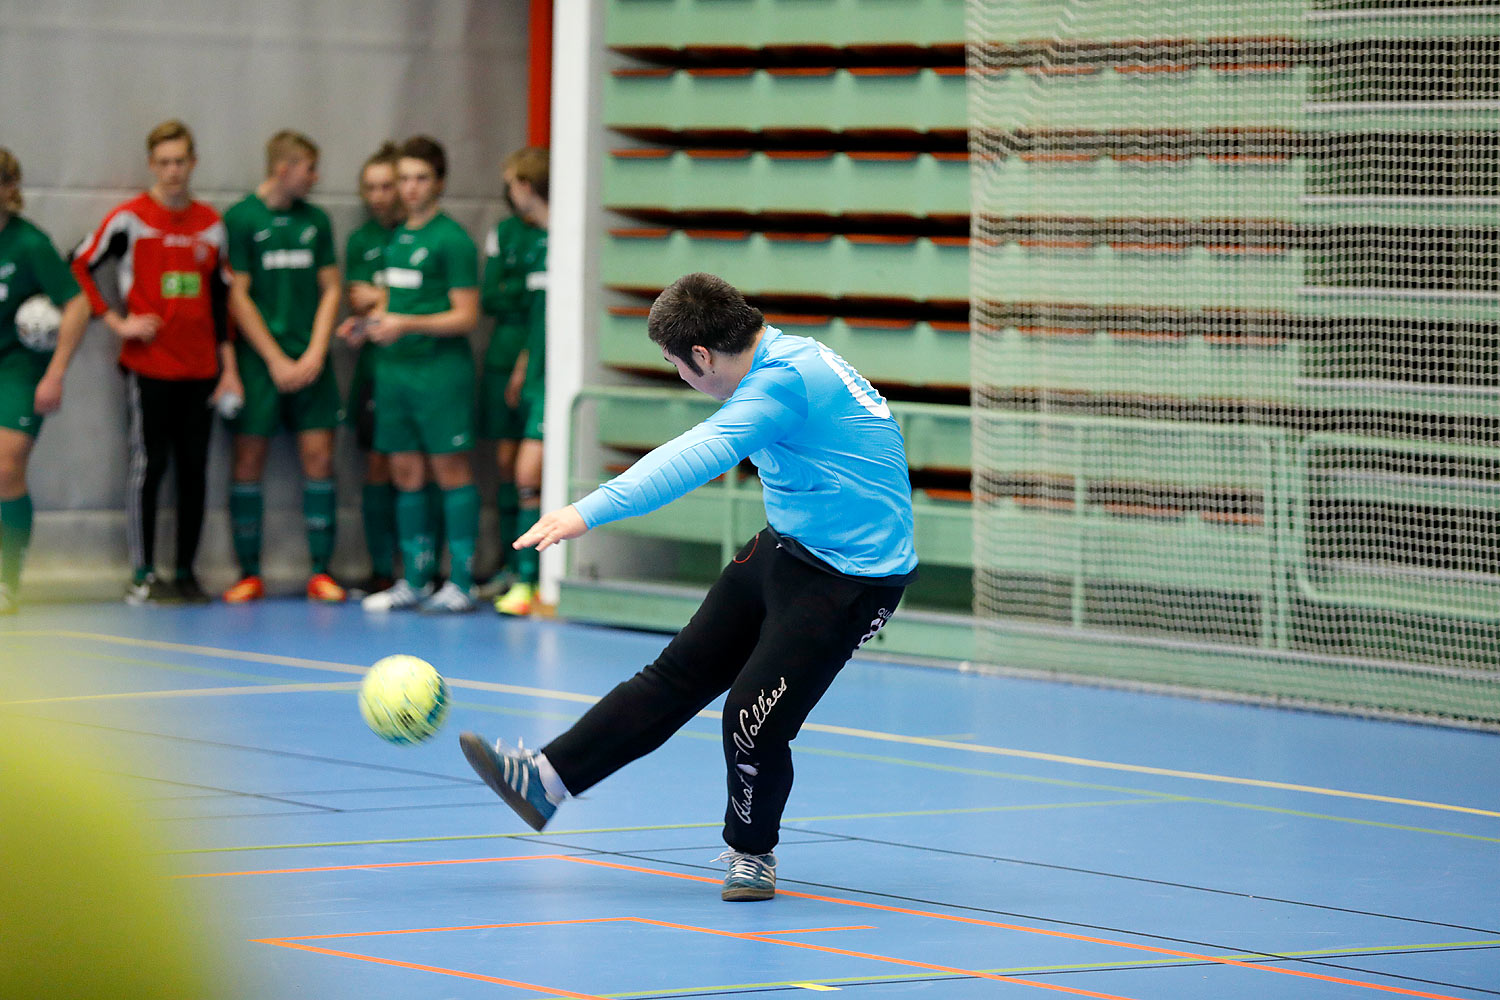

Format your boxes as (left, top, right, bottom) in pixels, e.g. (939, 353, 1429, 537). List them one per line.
(965, 1, 1500, 726)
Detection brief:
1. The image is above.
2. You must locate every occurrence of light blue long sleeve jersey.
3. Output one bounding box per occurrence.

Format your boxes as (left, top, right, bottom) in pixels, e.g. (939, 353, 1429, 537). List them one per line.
(573, 325, 918, 579)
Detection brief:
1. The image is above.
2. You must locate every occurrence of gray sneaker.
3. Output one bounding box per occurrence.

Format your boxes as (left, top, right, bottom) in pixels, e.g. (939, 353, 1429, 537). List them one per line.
(125, 572, 178, 606)
(361, 579, 430, 612)
(715, 849, 777, 901)
(0, 582, 15, 615)
(420, 580, 477, 614)
(458, 732, 558, 831)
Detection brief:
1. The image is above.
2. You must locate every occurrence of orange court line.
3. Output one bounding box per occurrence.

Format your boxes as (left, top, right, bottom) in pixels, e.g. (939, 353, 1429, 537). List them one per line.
(562, 857, 1469, 1000)
(623, 916, 1139, 1000)
(273, 917, 870, 944)
(275, 917, 631, 943)
(184, 854, 568, 879)
(235, 854, 1469, 1000)
(746, 925, 876, 935)
(255, 939, 612, 1000)
(262, 915, 1135, 1000)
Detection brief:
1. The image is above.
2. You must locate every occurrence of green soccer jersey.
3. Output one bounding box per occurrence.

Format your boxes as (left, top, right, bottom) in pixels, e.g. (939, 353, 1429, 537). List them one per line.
(381, 212, 478, 362)
(345, 217, 392, 286)
(480, 216, 546, 371)
(224, 193, 336, 354)
(0, 215, 80, 356)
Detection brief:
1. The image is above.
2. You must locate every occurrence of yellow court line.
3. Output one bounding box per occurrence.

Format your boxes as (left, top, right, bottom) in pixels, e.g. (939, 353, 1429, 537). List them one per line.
(788, 721, 1500, 819)
(21, 629, 1500, 819)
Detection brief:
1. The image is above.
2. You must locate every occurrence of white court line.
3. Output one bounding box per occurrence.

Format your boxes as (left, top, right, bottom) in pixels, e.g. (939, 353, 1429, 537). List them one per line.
(3, 682, 360, 705)
(15, 630, 1500, 819)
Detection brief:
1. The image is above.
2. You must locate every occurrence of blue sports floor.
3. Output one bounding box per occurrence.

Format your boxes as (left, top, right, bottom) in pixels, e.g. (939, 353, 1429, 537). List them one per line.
(3, 600, 1498, 998)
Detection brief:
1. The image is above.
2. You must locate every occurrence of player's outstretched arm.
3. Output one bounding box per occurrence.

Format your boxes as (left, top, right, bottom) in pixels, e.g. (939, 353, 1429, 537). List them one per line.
(513, 505, 588, 552)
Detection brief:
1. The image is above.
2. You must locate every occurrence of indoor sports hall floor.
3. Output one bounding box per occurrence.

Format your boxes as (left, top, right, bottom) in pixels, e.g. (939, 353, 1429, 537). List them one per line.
(4, 600, 1497, 999)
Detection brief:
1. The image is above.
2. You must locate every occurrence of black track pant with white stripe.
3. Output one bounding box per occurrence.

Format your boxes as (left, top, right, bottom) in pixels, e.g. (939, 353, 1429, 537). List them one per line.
(543, 529, 905, 855)
(125, 373, 215, 577)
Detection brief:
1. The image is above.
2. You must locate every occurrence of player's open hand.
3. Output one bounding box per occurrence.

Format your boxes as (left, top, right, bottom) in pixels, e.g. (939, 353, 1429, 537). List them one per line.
(514, 505, 589, 552)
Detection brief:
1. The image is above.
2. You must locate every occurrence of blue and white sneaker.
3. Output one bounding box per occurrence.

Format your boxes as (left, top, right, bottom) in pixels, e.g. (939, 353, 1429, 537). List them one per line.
(459, 732, 558, 831)
(715, 849, 777, 901)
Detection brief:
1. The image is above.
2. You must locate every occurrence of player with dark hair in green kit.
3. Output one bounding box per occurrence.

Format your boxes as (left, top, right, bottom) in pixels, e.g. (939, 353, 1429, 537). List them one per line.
(344, 135, 481, 614)
(480, 146, 548, 614)
(221, 130, 344, 604)
(0, 148, 91, 614)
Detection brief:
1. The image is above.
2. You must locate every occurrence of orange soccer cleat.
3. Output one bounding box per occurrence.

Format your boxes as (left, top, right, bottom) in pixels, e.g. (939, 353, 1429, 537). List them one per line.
(306, 573, 347, 603)
(222, 575, 265, 604)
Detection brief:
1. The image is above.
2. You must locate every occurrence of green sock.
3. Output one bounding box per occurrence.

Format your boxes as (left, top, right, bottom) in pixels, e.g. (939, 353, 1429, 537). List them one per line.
(513, 505, 540, 585)
(442, 484, 480, 591)
(303, 479, 337, 575)
(361, 482, 396, 578)
(395, 489, 434, 588)
(229, 482, 263, 577)
(425, 482, 446, 565)
(0, 494, 34, 592)
(495, 481, 519, 575)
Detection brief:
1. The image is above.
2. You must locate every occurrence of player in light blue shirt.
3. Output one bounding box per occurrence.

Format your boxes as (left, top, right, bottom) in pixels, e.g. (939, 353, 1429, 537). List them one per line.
(461, 272, 916, 902)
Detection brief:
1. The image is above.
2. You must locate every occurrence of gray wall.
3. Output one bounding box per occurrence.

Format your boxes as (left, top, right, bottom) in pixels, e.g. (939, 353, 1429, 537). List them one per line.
(0, 0, 531, 594)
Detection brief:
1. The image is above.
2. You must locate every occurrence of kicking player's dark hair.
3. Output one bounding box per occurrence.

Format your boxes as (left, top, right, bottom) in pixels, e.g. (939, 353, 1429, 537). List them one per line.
(399, 135, 447, 180)
(647, 273, 764, 374)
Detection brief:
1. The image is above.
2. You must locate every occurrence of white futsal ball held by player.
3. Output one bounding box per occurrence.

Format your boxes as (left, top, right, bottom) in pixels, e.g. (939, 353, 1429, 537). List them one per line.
(358, 655, 449, 744)
(14, 294, 60, 352)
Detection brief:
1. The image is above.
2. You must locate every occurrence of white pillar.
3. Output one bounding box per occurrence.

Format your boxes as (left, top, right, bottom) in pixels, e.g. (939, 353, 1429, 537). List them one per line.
(539, 0, 606, 605)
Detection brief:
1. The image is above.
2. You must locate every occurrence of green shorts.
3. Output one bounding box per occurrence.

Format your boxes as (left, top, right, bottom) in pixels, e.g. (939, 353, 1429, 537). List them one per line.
(0, 348, 48, 437)
(517, 385, 544, 440)
(373, 348, 476, 455)
(232, 345, 341, 437)
(478, 365, 525, 441)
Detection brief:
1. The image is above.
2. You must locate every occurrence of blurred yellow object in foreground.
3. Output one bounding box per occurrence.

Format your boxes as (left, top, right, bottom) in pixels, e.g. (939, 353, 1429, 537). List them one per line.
(0, 717, 244, 999)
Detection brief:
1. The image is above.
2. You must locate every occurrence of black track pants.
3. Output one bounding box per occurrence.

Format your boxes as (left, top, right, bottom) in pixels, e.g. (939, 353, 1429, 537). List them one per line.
(125, 373, 215, 575)
(544, 529, 904, 854)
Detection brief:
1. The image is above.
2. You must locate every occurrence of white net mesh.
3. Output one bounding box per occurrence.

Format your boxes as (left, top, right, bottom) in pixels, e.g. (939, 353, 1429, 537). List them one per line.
(966, 1, 1500, 726)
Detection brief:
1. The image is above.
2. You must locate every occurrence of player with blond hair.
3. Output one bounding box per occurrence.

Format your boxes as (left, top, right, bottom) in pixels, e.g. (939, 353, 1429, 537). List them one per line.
(220, 129, 344, 603)
(72, 119, 241, 605)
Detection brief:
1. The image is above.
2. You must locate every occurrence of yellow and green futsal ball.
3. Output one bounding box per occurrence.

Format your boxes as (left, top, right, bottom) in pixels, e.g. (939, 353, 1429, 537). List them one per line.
(358, 654, 450, 744)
